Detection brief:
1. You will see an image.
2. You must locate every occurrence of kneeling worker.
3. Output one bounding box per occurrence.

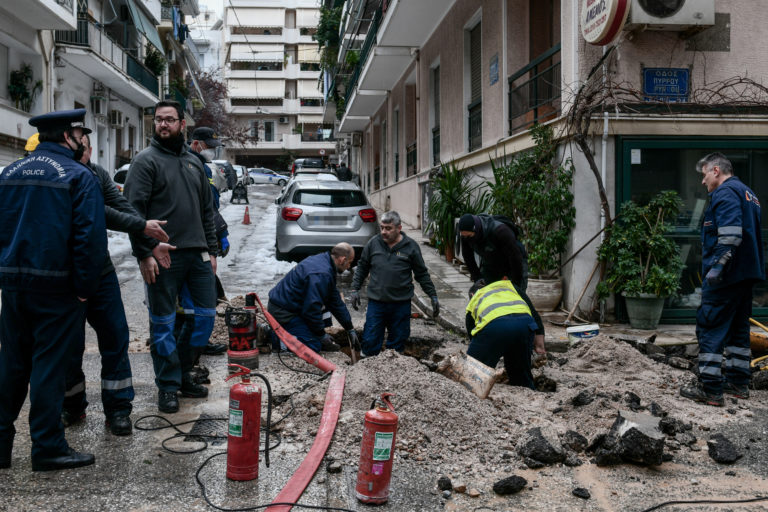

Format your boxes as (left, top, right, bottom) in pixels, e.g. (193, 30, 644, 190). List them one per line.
(268, 243, 359, 352)
(466, 279, 545, 389)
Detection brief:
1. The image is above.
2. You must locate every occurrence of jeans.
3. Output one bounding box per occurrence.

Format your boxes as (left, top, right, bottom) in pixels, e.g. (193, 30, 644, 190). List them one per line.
(146, 249, 216, 392)
(360, 299, 411, 356)
(696, 281, 754, 394)
(467, 314, 537, 389)
(270, 315, 324, 353)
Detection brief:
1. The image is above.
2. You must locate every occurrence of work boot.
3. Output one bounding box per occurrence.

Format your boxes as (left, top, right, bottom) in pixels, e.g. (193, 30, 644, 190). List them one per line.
(61, 409, 86, 428)
(723, 381, 750, 399)
(158, 391, 179, 413)
(180, 372, 209, 398)
(32, 448, 95, 472)
(203, 342, 227, 355)
(320, 338, 341, 352)
(190, 364, 210, 384)
(105, 415, 133, 436)
(679, 382, 724, 407)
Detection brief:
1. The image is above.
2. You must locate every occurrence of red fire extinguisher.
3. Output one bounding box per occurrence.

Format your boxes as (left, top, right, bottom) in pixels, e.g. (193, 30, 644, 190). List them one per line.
(226, 364, 272, 481)
(355, 393, 398, 504)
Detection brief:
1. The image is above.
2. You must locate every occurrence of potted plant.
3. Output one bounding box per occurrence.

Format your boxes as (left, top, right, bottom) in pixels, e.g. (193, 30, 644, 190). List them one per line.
(427, 161, 491, 262)
(144, 44, 166, 77)
(8, 63, 42, 113)
(596, 190, 684, 329)
(486, 123, 575, 310)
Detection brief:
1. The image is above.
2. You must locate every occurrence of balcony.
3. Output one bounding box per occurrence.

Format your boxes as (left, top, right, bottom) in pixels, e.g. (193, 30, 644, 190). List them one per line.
(55, 19, 159, 106)
(508, 44, 561, 135)
(1, 0, 76, 30)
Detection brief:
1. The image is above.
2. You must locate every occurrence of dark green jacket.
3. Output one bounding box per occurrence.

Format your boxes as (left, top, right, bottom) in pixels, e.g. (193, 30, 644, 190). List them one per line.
(352, 233, 437, 302)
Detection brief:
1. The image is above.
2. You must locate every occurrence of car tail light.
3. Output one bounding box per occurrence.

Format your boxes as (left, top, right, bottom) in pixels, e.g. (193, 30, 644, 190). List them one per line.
(358, 208, 377, 223)
(281, 207, 303, 221)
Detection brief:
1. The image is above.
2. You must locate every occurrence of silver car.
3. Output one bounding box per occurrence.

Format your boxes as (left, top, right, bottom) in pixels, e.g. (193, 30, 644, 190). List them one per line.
(275, 180, 379, 262)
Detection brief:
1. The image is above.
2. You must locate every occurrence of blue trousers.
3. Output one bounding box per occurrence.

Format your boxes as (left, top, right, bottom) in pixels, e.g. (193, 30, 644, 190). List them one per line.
(146, 249, 216, 392)
(696, 281, 754, 394)
(63, 271, 134, 418)
(0, 290, 86, 458)
(271, 315, 324, 353)
(361, 299, 411, 356)
(467, 314, 537, 389)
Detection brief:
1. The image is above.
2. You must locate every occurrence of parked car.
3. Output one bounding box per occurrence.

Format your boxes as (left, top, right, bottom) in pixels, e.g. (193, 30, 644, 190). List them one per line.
(113, 163, 130, 193)
(248, 167, 287, 186)
(274, 180, 379, 262)
(232, 164, 247, 185)
(290, 157, 324, 175)
(211, 159, 236, 191)
(275, 172, 339, 204)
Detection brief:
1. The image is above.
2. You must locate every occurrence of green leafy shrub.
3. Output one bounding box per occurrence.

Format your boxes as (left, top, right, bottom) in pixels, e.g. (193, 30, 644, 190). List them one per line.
(8, 64, 42, 112)
(487, 123, 575, 277)
(144, 44, 166, 76)
(596, 190, 684, 298)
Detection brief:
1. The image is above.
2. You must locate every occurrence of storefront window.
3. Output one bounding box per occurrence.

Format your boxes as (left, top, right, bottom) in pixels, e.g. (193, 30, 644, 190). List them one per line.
(619, 139, 768, 320)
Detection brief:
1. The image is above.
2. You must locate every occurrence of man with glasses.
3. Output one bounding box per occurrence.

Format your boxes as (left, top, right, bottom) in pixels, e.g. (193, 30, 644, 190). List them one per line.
(124, 100, 219, 414)
(680, 152, 764, 407)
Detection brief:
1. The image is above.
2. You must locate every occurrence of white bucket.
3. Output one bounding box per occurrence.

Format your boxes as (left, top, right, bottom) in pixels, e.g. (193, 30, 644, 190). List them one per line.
(566, 324, 600, 344)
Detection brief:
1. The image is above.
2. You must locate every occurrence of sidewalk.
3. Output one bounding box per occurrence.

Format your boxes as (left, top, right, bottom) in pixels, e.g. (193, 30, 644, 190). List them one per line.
(402, 224, 699, 350)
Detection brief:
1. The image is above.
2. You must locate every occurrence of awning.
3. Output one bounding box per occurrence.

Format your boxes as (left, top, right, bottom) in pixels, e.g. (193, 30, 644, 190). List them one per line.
(230, 43, 284, 62)
(227, 7, 285, 27)
(228, 79, 285, 99)
(298, 115, 324, 124)
(126, 0, 164, 54)
(298, 44, 320, 63)
(298, 79, 323, 98)
(296, 9, 320, 28)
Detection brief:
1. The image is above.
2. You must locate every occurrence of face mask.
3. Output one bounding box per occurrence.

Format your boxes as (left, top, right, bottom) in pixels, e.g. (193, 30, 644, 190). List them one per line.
(200, 149, 216, 161)
(67, 132, 85, 162)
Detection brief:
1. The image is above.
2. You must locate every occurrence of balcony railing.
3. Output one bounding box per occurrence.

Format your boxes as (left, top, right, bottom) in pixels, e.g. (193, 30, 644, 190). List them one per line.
(406, 142, 417, 177)
(344, 6, 381, 107)
(432, 127, 440, 166)
(468, 100, 482, 152)
(164, 86, 188, 114)
(300, 130, 336, 142)
(508, 43, 561, 135)
(55, 19, 159, 97)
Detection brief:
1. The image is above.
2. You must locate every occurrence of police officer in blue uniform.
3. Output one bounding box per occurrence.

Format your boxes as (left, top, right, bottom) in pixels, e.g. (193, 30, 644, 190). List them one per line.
(680, 152, 764, 407)
(0, 109, 107, 471)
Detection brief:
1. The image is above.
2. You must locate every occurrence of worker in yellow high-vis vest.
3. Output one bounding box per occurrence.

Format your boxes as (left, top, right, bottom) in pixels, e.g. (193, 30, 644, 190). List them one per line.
(465, 279, 545, 389)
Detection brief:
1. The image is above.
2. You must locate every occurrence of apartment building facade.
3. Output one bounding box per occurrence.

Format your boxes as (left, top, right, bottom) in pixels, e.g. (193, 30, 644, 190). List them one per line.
(222, 0, 335, 171)
(326, 0, 768, 321)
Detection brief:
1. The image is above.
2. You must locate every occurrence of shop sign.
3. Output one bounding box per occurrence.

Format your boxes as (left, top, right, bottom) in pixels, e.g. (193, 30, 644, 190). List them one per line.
(580, 0, 630, 46)
(642, 68, 690, 102)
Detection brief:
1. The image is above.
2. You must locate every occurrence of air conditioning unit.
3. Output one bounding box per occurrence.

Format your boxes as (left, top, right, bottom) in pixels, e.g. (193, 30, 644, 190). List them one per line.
(278, 116, 289, 123)
(109, 110, 124, 127)
(166, 49, 176, 64)
(90, 96, 107, 116)
(626, 0, 714, 31)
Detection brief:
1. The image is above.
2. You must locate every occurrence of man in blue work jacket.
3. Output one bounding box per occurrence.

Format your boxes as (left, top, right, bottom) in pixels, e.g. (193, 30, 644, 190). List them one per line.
(680, 152, 764, 407)
(0, 109, 107, 471)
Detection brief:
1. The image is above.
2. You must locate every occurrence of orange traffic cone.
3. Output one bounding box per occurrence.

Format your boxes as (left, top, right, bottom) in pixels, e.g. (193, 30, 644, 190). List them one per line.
(242, 206, 251, 225)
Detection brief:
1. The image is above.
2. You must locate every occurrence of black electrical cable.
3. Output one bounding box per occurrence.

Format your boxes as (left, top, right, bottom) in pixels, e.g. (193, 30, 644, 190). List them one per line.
(276, 349, 327, 376)
(195, 452, 357, 512)
(639, 495, 768, 512)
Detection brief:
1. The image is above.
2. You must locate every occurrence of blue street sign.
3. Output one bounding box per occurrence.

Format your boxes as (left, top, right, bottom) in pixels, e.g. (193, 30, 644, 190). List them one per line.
(643, 68, 689, 102)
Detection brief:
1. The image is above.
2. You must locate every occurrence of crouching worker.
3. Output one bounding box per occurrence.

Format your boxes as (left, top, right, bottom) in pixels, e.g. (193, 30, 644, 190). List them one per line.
(465, 279, 546, 389)
(267, 243, 360, 353)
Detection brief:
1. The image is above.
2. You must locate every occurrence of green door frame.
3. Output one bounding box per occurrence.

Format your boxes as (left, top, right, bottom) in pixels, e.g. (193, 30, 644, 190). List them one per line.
(616, 136, 768, 323)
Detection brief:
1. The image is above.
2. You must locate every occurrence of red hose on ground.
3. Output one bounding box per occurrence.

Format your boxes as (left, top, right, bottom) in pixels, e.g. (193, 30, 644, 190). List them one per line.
(267, 370, 346, 512)
(252, 293, 345, 511)
(254, 294, 337, 373)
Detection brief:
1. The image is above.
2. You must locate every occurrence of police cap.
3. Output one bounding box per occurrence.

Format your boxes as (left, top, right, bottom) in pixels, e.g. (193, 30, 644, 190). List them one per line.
(191, 126, 222, 147)
(29, 108, 92, 135)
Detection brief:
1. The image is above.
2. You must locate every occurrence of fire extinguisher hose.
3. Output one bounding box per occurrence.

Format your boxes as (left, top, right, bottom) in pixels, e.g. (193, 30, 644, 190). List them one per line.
(249, 372, 273, 468)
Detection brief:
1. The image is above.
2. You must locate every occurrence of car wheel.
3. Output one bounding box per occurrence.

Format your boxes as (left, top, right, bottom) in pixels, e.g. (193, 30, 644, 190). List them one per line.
(278, 179, 286, 186)
(248, 178, 254, 185)
(275, 243, 286, 261)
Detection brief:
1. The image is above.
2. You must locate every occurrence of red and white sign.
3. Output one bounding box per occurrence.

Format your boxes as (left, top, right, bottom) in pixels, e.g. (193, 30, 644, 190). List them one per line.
(580, 0, 630, 46)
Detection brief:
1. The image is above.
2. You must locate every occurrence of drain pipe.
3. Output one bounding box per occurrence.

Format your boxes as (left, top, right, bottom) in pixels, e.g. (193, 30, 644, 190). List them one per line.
(599, 45, 609, 321)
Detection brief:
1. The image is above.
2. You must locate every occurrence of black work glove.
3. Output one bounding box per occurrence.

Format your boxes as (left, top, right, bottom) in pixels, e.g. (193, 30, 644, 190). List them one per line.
(468, 279, 486, 298)
(348, 329, 361, 350)
(349, 290, 361, 310)
(430, 296, 440, 318)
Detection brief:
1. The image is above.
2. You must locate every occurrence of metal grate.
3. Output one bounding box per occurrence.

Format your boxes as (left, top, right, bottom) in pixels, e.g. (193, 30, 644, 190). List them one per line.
(184, 413, 227, 446)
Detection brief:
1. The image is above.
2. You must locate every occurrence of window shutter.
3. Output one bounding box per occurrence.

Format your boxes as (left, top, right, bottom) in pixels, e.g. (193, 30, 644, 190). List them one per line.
(470, 24, 482, 103)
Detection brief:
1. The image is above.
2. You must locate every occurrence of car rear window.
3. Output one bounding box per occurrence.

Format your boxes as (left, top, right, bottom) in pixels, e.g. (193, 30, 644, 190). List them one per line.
(293, 190, 367, 207)
(296, 159, 324, 168)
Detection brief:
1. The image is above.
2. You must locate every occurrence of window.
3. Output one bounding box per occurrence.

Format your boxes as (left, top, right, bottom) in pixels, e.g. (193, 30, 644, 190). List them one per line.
(293, 190, 367, 207)
(264, 122, 274, 142)
(382, 120, 387, 186)
(0, 43, 7, 100)
(431, 65, 440, 165)
(393, 109, 399, 182)
(619, 138, 768, 320)
(467, 22, 482, 151)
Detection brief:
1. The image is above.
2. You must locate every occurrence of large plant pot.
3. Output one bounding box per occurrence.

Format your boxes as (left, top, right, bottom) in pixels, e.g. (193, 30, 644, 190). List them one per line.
(527, 277, 563, 312)
(623, 293, 666, 330)
(444, 243, 454, 264)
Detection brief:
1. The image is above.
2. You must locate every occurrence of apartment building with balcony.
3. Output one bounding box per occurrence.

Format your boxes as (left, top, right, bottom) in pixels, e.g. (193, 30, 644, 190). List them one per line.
(53, 0, 165, 171)
(222, 0, 335, 171)
(325, 0, 768, 322)
(187, 7, 224, 72)
(0, 0, 77, 164)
